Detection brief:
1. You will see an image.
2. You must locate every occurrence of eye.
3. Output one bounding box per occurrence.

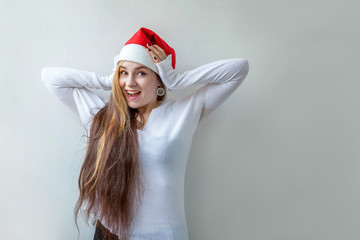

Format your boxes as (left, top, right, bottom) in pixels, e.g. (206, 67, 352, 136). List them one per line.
(120, 71, 127, 75)
(138, 71, 146, 76)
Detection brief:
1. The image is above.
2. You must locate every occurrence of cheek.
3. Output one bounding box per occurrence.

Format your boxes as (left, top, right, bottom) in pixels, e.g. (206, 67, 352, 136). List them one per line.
(118, 80, 127, 96)
(119, 78, 125, 88)
(144, 83, 159, 96)
(146, 78, 161, 90)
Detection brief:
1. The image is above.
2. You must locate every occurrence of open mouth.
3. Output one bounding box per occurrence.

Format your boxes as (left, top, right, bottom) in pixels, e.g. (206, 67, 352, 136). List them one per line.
(125, 90, 141, 100)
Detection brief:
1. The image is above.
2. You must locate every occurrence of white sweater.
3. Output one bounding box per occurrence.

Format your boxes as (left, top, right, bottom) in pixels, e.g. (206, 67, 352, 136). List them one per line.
(41, 54, 249, 240)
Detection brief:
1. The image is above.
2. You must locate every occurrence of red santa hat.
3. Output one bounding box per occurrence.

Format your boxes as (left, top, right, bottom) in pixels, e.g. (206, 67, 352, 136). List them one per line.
(113, 27, 176, 74)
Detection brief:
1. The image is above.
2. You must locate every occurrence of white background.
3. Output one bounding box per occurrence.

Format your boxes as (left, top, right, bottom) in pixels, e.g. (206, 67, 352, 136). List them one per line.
(1, 0, 359, 239)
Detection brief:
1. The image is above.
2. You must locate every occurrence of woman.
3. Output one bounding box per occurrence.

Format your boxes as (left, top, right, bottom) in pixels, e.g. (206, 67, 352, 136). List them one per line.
(41, 27, 249, 240)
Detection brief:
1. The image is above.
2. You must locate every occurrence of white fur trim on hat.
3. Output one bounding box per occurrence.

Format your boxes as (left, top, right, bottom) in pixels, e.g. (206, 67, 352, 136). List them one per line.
(113, 44, 158, 74)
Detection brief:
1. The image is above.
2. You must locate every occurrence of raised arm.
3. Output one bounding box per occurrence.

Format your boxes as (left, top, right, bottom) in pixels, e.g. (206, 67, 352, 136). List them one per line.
(155, 54, 249, 120)
(41, 67, 114, 133)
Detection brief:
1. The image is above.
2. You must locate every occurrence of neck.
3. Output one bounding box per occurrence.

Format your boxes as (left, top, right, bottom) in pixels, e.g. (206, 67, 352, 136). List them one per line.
(137, 101, 160, 116)
(136, 101, 162, 129)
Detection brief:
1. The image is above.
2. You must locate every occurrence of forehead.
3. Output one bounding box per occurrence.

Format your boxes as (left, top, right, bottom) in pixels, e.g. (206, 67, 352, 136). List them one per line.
(120, 61, 149, 70)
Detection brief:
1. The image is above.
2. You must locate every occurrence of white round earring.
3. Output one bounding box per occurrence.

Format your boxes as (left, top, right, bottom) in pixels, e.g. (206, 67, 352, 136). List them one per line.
(156, 86, 165, 96)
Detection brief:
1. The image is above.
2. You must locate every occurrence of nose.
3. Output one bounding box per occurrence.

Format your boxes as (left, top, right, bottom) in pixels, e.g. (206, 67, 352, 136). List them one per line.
(125, 74, 137, 87)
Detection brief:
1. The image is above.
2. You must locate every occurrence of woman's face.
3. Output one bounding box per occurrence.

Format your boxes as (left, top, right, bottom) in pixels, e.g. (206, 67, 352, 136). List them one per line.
(118, 61, 161, 113)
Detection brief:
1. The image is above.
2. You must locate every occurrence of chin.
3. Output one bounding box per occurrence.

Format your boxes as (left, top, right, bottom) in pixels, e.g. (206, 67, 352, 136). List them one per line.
(127, 103, 139, 109)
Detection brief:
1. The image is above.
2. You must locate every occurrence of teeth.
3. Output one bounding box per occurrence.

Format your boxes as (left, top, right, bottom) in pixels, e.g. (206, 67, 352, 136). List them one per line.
(126, 90, 140, 97)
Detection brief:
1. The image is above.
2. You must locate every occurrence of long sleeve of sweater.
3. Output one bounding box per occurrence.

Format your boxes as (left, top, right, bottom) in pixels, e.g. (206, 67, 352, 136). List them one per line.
(155, 54, 249, 120)
(41, 67, 114, 132)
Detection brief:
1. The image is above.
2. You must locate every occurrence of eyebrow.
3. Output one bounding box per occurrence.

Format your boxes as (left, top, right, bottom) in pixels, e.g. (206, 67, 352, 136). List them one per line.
(120, 66, 148, 71)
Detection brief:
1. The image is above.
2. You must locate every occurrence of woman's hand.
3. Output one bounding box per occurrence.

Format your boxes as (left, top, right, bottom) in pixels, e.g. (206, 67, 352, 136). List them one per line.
(146, 43, 167, 63)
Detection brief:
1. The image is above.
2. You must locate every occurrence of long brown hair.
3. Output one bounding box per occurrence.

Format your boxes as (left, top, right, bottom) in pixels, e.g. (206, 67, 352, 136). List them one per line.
(74, 61, 166, 240)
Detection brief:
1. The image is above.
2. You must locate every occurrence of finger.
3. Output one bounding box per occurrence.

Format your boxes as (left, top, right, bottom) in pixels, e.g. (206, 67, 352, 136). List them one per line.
(146, 45, 161, 63)
(152, 45, 167, 59)
(147, 44, 162, 59)
(147, 43, 166, 62)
